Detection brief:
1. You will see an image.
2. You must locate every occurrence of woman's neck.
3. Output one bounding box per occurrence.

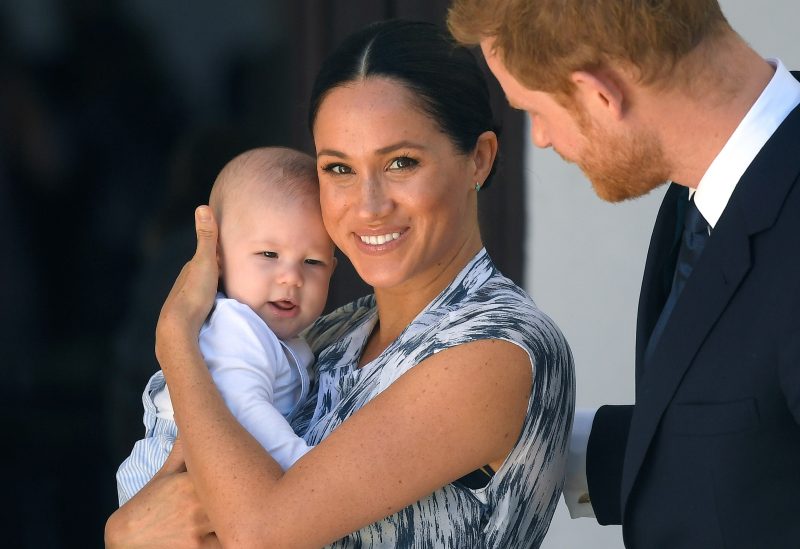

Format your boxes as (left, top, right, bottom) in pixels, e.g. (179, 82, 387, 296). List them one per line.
(358, 237, 482, 367)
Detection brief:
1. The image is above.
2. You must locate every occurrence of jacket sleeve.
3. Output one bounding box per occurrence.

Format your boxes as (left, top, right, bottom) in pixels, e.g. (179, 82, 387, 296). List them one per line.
(779, 327, 800, 425)
(586, 404, 633, 525)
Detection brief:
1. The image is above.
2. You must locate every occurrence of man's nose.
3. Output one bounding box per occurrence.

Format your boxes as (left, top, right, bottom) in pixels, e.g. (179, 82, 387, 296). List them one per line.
(530, 117, 552, 149)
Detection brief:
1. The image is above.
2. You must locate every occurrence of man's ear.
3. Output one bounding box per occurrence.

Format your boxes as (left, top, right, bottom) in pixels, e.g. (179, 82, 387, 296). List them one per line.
(570, 70, 626, 121)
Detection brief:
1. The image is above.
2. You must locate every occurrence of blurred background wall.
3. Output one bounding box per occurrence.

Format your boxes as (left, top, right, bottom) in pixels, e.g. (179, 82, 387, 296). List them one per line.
(0, 1, 523, 547)
(1, 0, 796, 547)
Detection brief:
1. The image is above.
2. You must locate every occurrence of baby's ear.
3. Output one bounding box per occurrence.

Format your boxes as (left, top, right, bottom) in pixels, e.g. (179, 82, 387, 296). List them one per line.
(330, 256, 338, 272)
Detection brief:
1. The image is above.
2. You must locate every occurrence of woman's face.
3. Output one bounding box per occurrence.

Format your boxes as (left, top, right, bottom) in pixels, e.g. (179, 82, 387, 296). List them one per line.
(313, 77, 485, 292)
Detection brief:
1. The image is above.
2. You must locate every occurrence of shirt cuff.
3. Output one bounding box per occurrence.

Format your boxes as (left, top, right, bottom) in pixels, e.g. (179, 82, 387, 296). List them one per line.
(563, 407, 598, 518)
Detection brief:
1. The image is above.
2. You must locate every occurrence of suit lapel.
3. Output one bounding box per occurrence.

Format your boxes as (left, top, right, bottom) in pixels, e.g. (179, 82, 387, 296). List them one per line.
(634, 184, 687, 385)
(621, 101, 800, 517)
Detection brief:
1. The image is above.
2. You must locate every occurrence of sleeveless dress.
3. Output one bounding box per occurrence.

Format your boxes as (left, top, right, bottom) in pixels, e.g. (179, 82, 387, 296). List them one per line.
(292, 249, 575, 548)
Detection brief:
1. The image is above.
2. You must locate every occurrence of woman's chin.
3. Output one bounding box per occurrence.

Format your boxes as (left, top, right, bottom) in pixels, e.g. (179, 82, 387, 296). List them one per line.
(352, 265, 409, 291)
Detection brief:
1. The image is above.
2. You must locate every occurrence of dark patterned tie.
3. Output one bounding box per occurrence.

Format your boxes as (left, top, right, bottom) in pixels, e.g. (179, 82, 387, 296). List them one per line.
(644, 195, 710, 364)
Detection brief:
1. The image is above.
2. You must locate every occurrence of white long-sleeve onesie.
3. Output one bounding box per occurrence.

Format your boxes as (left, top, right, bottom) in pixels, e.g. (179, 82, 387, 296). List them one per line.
(116, 294, 313, 505)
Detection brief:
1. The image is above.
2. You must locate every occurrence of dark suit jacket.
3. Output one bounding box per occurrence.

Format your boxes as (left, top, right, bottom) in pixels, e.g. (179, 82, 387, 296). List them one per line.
(587, 81, 800, 548)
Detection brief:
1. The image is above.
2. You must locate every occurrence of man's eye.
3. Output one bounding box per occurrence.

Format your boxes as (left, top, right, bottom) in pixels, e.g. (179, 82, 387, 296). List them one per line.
(322, 163, 352, 175)
(388, 156, 418, 170)
(304, 258, 324, 266)
(261, 251, 278, 258)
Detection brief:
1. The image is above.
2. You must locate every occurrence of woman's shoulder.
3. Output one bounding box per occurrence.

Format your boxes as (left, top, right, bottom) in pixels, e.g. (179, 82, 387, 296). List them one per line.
(445, 269, 564, 344)
(397, 266, 571, 378)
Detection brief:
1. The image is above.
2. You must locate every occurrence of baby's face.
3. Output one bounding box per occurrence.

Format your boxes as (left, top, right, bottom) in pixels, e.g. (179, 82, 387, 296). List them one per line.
(218, 192, 335, 340)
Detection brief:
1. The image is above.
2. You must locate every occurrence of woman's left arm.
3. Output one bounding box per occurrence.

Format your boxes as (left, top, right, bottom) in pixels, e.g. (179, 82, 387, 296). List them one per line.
(153, 207, 536, 548)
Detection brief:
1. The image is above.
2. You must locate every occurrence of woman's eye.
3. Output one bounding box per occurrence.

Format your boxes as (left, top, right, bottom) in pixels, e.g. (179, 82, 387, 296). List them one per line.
(322, 163, 352, 175)
(261, 251, 278, 259)
(304, 258, 324, 266)
(388, 156, 418, 170)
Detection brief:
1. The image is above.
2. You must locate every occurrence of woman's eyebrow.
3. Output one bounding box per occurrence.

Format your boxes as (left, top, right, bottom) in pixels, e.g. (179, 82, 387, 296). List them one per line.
(375, 140, 427, 155)
(317, 140, 428, 160)
(316, 149, 346, 159)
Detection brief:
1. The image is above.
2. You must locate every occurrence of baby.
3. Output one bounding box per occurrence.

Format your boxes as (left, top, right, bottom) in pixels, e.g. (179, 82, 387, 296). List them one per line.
(116, 147, 336, 505)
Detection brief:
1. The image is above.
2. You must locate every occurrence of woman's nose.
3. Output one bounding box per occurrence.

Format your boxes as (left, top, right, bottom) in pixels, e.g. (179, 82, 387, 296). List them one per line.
(357, 176, 393, 219)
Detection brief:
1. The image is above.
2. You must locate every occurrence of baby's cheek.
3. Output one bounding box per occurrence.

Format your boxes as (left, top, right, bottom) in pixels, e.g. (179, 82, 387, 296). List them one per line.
(309, 278, 330, 313)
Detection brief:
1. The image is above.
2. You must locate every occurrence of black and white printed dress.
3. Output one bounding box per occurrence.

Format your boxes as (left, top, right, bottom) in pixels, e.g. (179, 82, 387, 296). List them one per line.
(292, 249, 575, 548)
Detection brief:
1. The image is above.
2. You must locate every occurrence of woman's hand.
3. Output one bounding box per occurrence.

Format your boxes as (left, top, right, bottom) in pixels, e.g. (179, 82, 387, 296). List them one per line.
(155, 206, 219, 365)
(105, 439, 220, 549)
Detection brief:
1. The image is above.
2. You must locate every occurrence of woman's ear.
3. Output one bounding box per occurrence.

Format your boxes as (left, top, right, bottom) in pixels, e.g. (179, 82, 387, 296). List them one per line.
(570, 70, 626, 121)
(471, 130, 499, 187)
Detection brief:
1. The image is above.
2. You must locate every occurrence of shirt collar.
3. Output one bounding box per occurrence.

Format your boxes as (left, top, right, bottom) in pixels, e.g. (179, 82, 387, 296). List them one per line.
(693, 59, 800, 227)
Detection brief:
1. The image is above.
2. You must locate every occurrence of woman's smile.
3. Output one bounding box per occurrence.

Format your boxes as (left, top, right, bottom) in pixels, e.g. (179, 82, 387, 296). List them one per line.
(314, 78, 484, 292)
(354, 228, 408, 253)
(358, 231, 402, 246)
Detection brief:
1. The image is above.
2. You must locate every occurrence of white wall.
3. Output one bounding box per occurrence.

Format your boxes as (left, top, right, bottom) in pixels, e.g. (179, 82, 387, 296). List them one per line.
(530, 2, 800, 547)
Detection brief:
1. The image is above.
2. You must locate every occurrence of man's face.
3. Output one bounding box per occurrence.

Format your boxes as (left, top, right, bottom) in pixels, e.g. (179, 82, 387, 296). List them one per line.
(480, 40, 586, 161)
(480, 39, 669, 202)
(573, 112, 670, 202)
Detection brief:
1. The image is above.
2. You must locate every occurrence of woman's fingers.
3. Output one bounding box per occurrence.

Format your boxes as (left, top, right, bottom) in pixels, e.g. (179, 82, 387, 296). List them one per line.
(105, 472, 215, 549)
(156, 206, 220, 345)
(193, 206, 218, 267)
(186, 205, 220, 303)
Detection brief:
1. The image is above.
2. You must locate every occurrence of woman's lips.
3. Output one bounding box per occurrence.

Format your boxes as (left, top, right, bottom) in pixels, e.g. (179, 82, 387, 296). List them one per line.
(359, 231, 401, 245)
(354, 228, 407, 253)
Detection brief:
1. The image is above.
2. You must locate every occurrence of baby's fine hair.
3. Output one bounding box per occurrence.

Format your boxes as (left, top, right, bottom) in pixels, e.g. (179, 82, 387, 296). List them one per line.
(209, 147, 319, 223)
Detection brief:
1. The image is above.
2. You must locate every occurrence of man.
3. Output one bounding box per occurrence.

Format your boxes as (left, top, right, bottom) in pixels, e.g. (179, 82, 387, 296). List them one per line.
(449, 1, 800, 547)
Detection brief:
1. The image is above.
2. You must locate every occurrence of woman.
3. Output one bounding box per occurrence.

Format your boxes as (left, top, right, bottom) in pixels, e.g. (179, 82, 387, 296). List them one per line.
(106, 20, 574, 548)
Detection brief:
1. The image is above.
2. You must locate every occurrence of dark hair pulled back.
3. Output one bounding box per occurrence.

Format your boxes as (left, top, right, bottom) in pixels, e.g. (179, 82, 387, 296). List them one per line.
(308, 19, 500, 187)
